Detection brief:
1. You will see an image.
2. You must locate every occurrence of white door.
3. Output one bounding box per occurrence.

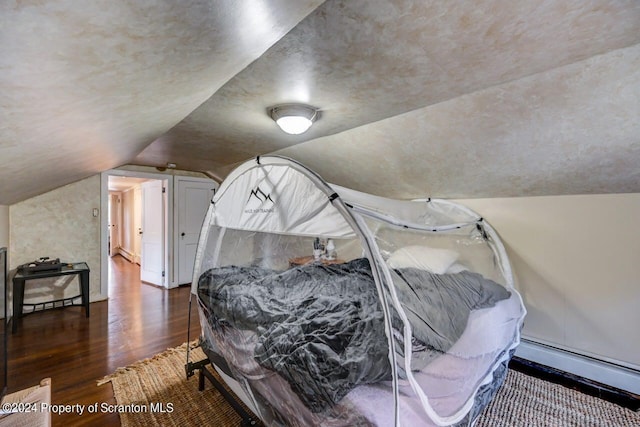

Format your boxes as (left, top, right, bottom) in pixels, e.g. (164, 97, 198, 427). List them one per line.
(108, 193, 120, 257)
(140, 180, 165, 286)
(177, 178, 216, 284)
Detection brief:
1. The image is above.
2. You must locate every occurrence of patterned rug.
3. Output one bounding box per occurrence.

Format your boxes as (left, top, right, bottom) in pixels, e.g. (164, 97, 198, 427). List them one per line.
(98, 342, 259, 427)
(99, 342, 640, 426)
(476, 369, 639, 427)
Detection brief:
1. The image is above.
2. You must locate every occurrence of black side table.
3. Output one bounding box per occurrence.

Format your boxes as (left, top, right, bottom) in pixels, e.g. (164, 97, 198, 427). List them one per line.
(12, 262, 90, 333)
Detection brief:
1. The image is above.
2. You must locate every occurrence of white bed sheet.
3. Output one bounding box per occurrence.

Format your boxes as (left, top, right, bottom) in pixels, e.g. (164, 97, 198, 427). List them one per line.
(344, 296, 519, 426)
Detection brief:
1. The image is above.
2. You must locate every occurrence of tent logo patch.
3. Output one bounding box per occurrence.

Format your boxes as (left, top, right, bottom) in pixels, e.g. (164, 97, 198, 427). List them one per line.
(247, 187, 273, 203)
(245, 186, 275, 214)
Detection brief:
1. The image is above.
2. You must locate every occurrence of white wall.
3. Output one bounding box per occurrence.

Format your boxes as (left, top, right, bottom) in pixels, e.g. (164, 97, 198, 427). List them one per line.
(119, 185, 143, 263)
(457, 193, 640, 371)
(0, 205, 8, 249)
(108, 192, 122, 255)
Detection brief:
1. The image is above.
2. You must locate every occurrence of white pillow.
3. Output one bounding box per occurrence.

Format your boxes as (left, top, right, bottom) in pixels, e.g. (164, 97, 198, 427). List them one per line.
(446, 262, 468, 274)
(386, 245, 459, 274)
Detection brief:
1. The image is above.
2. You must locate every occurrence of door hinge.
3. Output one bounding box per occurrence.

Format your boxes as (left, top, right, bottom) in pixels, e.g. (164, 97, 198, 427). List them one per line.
(162, 271, 166, 277)
(162, 187, 166, 193)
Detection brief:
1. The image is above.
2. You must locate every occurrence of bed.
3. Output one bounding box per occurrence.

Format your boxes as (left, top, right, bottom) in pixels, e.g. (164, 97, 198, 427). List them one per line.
(188, 155, 526, 426)
(196, 257, 520, 426)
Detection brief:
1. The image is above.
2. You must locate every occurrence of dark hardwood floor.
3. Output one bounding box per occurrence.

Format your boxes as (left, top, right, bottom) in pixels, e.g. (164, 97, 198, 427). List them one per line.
(8, 255, 200, 426)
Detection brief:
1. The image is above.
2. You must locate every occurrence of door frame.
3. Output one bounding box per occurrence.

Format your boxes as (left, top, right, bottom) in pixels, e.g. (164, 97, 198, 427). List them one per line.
(108, 191, 122, 257)
(100, 170, 174, 298)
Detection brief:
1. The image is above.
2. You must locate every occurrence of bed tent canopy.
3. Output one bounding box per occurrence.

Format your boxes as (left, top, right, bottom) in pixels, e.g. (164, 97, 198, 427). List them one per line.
(189, 156, 526, 426)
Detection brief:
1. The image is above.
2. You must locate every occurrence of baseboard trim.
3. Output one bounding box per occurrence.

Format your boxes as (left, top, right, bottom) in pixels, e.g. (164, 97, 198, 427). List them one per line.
(515, 339, 640, 398)
(117, 248, 135, 263)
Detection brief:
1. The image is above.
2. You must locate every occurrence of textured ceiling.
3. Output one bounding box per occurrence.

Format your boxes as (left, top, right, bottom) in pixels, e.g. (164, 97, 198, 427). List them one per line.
(0, 0, 322, 204)
(276, 44, 640, 198)
(1, 0, 639, 204)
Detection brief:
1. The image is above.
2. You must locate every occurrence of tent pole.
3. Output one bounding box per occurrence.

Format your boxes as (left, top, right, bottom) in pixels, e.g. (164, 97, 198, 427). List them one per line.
(185, 292, 194, 378)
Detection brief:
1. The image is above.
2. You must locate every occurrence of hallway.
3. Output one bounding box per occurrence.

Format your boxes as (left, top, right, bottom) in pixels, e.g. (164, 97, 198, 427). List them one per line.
(8, 255, 199, 426)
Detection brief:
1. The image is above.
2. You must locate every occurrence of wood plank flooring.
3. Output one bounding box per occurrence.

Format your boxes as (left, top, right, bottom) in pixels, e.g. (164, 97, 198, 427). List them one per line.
(7, 255, 200, 426)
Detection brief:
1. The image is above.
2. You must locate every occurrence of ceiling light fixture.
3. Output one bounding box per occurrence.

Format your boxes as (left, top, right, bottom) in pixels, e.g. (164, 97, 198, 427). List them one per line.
(269, 104, 319, 135)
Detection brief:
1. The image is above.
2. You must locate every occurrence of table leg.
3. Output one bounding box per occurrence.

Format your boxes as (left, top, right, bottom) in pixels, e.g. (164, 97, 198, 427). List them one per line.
(80, 270, 90, 317)
(12, 278, 25, 334)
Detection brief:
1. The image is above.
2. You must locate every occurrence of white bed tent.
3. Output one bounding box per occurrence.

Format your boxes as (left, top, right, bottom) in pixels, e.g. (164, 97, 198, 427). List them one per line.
(189, 156, 526, 426)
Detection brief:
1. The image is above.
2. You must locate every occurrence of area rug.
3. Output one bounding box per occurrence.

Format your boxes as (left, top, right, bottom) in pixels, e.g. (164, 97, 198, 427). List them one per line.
(98, 342, 261, 427)
(99, 342, 640, 427)
(476, 369, 640, 427)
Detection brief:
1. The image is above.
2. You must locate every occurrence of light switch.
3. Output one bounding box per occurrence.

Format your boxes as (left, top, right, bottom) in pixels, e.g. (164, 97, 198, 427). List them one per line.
(93, 208, 99, 217)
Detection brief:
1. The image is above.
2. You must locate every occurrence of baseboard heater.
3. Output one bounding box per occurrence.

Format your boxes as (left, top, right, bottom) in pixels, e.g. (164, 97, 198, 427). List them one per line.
(514, 338, 640, 410)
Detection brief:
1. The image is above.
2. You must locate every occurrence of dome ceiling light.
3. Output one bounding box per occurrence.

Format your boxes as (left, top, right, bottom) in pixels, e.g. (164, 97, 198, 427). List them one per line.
(269, 104, 319, 135)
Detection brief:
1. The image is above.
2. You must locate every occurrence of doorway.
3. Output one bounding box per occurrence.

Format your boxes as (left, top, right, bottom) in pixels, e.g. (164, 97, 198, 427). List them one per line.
(101, 171, 172, 298)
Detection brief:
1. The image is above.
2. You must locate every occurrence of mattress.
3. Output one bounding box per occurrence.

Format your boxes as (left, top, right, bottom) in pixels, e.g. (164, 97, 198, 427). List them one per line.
(197, 258, 518, 426)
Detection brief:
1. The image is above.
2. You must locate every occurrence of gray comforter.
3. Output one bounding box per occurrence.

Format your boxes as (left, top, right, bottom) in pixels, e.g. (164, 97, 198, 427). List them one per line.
(197, 257, 510, 413)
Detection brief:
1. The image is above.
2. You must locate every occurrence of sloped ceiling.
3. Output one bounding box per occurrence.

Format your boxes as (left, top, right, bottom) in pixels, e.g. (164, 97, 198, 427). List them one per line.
(1, 0, 639, 204)
(0, 0, 323, 204)
(276, 44, 640, 198)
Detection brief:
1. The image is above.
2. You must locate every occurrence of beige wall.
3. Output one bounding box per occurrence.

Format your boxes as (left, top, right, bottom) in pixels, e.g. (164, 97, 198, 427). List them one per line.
(0, 205, 8, 249)
(10, 175, 102, 303)
(120, 189, 134, 258)
(119, 185, 143, 263)
(457, 193, 640, 370)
